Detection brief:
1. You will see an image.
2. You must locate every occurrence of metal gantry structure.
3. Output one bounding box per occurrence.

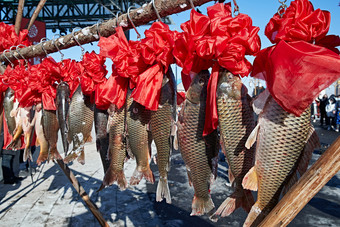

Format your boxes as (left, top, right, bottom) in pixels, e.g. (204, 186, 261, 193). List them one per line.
(0, 0, 173, 33)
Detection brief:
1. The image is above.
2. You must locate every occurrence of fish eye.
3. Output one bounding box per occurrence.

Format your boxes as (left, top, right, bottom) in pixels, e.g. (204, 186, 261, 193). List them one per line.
(228, 74, 233, 79)
(199, 78, 205, 85)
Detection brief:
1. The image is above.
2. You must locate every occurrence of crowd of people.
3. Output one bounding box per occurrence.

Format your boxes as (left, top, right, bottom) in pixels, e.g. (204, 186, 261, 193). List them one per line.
(312, 94, 340, 132)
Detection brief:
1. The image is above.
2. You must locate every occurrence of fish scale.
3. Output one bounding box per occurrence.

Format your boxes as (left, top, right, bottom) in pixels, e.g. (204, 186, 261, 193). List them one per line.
(243, 93, 315, 227)
(100, 104, 127, 190)
(65, 85, 94, 165)
(42, 109, 61, 161)
(126, 93, 154, 185)
(178, 70, 219, 216)
(150, 75, 174, 203)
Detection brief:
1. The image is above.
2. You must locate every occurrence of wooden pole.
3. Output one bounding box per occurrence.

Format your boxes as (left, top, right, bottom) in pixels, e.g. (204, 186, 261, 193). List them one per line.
(26, 0, 47, 31)
(56, 159, 109, 227)
(14, 0, 25, 35)
(259, 136, 340, 227)
(0, 0, 214, 63)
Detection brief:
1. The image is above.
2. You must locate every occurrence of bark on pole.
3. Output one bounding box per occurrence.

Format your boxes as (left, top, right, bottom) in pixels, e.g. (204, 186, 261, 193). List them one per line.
(14, 0, 25, 35)
(26, 0, 47, 31)
(259, 136, 340, 227)
(56, 160, 109, 227)
(0, 0, 214, 63)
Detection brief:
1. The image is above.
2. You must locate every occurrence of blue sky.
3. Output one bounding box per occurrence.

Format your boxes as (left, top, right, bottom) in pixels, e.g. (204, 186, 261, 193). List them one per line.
(48, 0, 340, 93)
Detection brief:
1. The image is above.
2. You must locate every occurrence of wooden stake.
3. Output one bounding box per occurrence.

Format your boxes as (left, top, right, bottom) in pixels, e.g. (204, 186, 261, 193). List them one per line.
(259, 136, 340, 227)
(0, 0, 214, 63)
(26, 0, 47, 31)
(56, 159, 109, 227)
(15, 0, 25, 35)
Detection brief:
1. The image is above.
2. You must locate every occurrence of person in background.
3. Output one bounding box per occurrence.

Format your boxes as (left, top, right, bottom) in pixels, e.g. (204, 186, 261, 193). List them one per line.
(326, 97, 336, 131)
(319, 94, 329, 128)
(335, 95, 340, 132)
(1, 114, 25, 184)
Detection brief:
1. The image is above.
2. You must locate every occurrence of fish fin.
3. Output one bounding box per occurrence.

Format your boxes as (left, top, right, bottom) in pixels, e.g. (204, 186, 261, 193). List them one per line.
(35, 138, 40, 146)
(10, 105, 19, 118)
(191, 195, 215, 216)
(252, 89, 270, 115)
(130, 167, 155, 185)
(245, 123, 260, 149)
(298, 127, 320, 176)
(186, 166, 193, 187)
(156, 177, 172, 204)
(23, 147, 32, 162)
(153, 155, 158, 165)
(100, 168, 127, 191)
(63, 152, 78, 164)
(37, 150, 49, 166)
(77, 149, 85, 165)
(85, 135, 92, 143)
(173, 132, 179, 150)
(242, 167, 258, 191)
(210, 189, 255, 221)
(243, 202, 263, 227)
(6, 138, 21, 150)
(228, 168, 235, 185)
(282, 173, 298, 196)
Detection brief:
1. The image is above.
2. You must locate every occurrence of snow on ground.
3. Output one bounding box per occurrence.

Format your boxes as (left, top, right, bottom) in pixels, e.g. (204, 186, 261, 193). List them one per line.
(0, 124, 339, 226)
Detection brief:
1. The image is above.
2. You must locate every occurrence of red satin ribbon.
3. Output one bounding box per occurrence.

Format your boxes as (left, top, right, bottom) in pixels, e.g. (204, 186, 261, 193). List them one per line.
(0, 22, 31, 53)
(253, 0, 340, 116)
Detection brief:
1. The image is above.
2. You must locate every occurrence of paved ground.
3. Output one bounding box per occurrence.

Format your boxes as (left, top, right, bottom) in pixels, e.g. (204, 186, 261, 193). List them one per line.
(0, 123, 339, 227)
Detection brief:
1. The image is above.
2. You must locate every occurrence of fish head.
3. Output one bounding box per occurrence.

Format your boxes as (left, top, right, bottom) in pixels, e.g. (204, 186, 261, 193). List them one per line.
(5, 87, 15, 98)
(186, 70, 210, 104)
(217, 69, 243, 100)
(57, 81, 71, 97)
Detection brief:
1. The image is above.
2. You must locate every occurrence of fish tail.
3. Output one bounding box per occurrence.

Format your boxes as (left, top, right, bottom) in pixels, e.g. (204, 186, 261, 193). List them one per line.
(210, 189, 254, 222)
(130, 167, 155, 185)
(100, 168, 127, 191)
(243, 202, 263, 227)
(23, 146, 32, 162)
(77, 149, 85, 165)
(63, 152, 78, 164)
(156, 177, 172, 204)
(6, 138, 22, 150)
(36, 150, 49, 166)
(191, 195, 215, 216)
(49, 145, 62, 161)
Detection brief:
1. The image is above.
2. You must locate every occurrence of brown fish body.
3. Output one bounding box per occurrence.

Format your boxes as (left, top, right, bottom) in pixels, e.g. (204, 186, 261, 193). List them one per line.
(21, 106, 35, 161)
(178, 70, 219, 216)
(150, 72, 176, 204)
(35, 108, 49, 165)
(42, 108, 62, 161)
(94, 106, 110, 174)
(243, 91, 318, 226)
(126, 92, 154, 185)
(99, 104, 127, 191)
(212, 69, 255, 220)
(64, 85, 94, 165)
(3, 88, 16, 136)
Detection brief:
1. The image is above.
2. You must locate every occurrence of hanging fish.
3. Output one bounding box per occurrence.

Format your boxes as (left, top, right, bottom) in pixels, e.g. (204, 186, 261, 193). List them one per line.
(35, 104, 49, 165)
(150, 70, 176, 204)
(64, 84, 94, 165)
(5, 88, 22, 150)
(56, 81, 70, 156)
(177, 70, 219, 216)
(211, 69, 255, 220)
(99, 104, 128, 191)
(242, 90, 320, 226)
(21, 106, 36, 162)
(126, 91, 154, 185)
(94, 106, 110, 174)
(42, 107, 62, 162)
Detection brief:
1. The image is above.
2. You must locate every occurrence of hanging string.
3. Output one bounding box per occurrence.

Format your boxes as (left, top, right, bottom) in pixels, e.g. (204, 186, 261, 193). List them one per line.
(277, 0, 287, 17)
(233, 0, 240, 16)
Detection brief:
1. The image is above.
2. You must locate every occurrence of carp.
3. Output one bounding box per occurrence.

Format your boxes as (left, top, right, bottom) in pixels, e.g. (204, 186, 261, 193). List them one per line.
(21, 106, 35, 161)
(211, 69, 255, 220)
(177, 70, 219, 216)
(242, 90, 320, 226)
(35, 104, 49, 165)
(64, 85, 94, 165)
(150, 70, 176, 204)
(126, 91, 154, 185)
(5, 88, 22, 150)
(99, 104, 127, 191)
